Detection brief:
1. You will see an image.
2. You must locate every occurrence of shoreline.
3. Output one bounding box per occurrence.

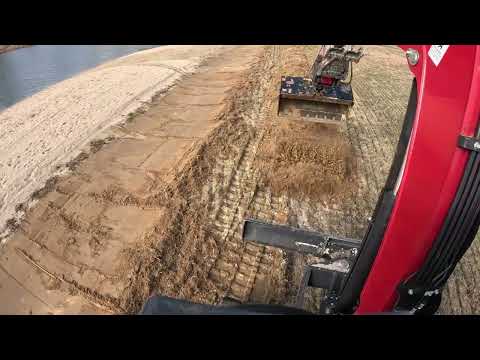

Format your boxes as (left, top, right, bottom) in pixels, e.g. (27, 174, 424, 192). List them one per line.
(0, 45, 230, 238)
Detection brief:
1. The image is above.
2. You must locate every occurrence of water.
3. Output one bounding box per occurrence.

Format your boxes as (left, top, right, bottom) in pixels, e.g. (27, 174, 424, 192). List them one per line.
(0, 45, 160, 111)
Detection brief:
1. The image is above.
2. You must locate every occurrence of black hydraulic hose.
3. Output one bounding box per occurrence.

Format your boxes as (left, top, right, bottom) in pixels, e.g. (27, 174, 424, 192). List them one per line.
(418, 151, 480, 282)
(416, 124, 480, 284)
(444, 155, 480, 267)
(430, 177, 480, 289)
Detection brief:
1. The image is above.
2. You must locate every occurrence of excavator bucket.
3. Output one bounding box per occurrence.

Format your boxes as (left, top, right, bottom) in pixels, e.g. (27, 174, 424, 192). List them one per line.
(277, 45, 363, 126)
(277, 76, 353, 126)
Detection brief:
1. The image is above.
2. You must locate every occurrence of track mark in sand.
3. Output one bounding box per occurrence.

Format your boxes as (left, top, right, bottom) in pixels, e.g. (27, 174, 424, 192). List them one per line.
(14, 248, 123, 313)
(45, 202, 114, 241)
(189, 46, 283, 304)
(204, 138, 262, 302)
(229, 189, 287, 303)
(18, 228, 119, 282)
(137, 141, 172, 168)
(87, 189, 165, 210)
(140, 46, 280, 306)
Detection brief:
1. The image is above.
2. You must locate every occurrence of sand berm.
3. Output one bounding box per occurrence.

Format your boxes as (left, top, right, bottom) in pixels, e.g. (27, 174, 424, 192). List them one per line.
(0, 46, 230, 240)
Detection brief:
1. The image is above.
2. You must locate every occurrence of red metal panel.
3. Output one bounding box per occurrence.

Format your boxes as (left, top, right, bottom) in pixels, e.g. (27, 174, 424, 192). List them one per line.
(356, 45, 480, 313)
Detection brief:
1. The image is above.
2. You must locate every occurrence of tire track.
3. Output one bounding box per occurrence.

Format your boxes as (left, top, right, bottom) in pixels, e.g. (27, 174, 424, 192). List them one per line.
(188, 46, 281, 304)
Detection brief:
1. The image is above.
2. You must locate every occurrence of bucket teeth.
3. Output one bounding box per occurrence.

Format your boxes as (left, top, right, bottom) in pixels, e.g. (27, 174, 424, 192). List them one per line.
(277, 96, 349, 125)
(277, 75, 352, 125)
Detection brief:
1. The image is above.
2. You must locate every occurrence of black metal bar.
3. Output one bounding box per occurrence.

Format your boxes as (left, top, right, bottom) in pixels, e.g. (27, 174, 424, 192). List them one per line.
(309, 265, 347, 290)
(242, 219, 361, 256)
(295, 265, 348, 311)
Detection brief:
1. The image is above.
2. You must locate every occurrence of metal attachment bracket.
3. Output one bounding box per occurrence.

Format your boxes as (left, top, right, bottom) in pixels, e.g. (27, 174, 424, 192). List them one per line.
(242, 219, 361, 257)
(242, 219, 361, 313)
(295, 263, 348, 311)
(458, 135, 480, 152)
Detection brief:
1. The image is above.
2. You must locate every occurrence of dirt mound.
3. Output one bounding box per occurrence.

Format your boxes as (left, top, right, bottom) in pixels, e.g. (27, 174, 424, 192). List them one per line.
(279, 46, 318, 76)
(257, 120, 355, 201)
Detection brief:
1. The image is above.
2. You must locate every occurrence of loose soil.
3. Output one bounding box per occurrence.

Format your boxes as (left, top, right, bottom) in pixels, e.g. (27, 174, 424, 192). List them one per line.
(257, 120, 355, 202)
(1, 45, 479, 314)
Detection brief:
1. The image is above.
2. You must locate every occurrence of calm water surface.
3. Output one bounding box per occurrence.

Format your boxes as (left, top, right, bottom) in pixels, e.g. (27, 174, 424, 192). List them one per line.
(0, 45, 160, 111)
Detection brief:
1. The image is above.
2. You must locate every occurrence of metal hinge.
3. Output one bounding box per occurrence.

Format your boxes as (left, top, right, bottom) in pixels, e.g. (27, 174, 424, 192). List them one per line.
(458, 135, 480, 152)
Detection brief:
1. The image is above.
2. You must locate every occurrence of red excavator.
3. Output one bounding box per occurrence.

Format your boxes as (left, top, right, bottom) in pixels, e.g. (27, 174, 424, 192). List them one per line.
(141, 45, 480, 315)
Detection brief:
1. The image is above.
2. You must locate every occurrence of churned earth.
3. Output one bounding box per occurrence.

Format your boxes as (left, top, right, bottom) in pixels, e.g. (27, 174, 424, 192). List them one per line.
(1, 45, 478, 314)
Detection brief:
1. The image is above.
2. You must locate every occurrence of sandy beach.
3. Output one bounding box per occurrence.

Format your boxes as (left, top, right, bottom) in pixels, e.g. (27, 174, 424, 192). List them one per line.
(0, 45, 229, 239)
